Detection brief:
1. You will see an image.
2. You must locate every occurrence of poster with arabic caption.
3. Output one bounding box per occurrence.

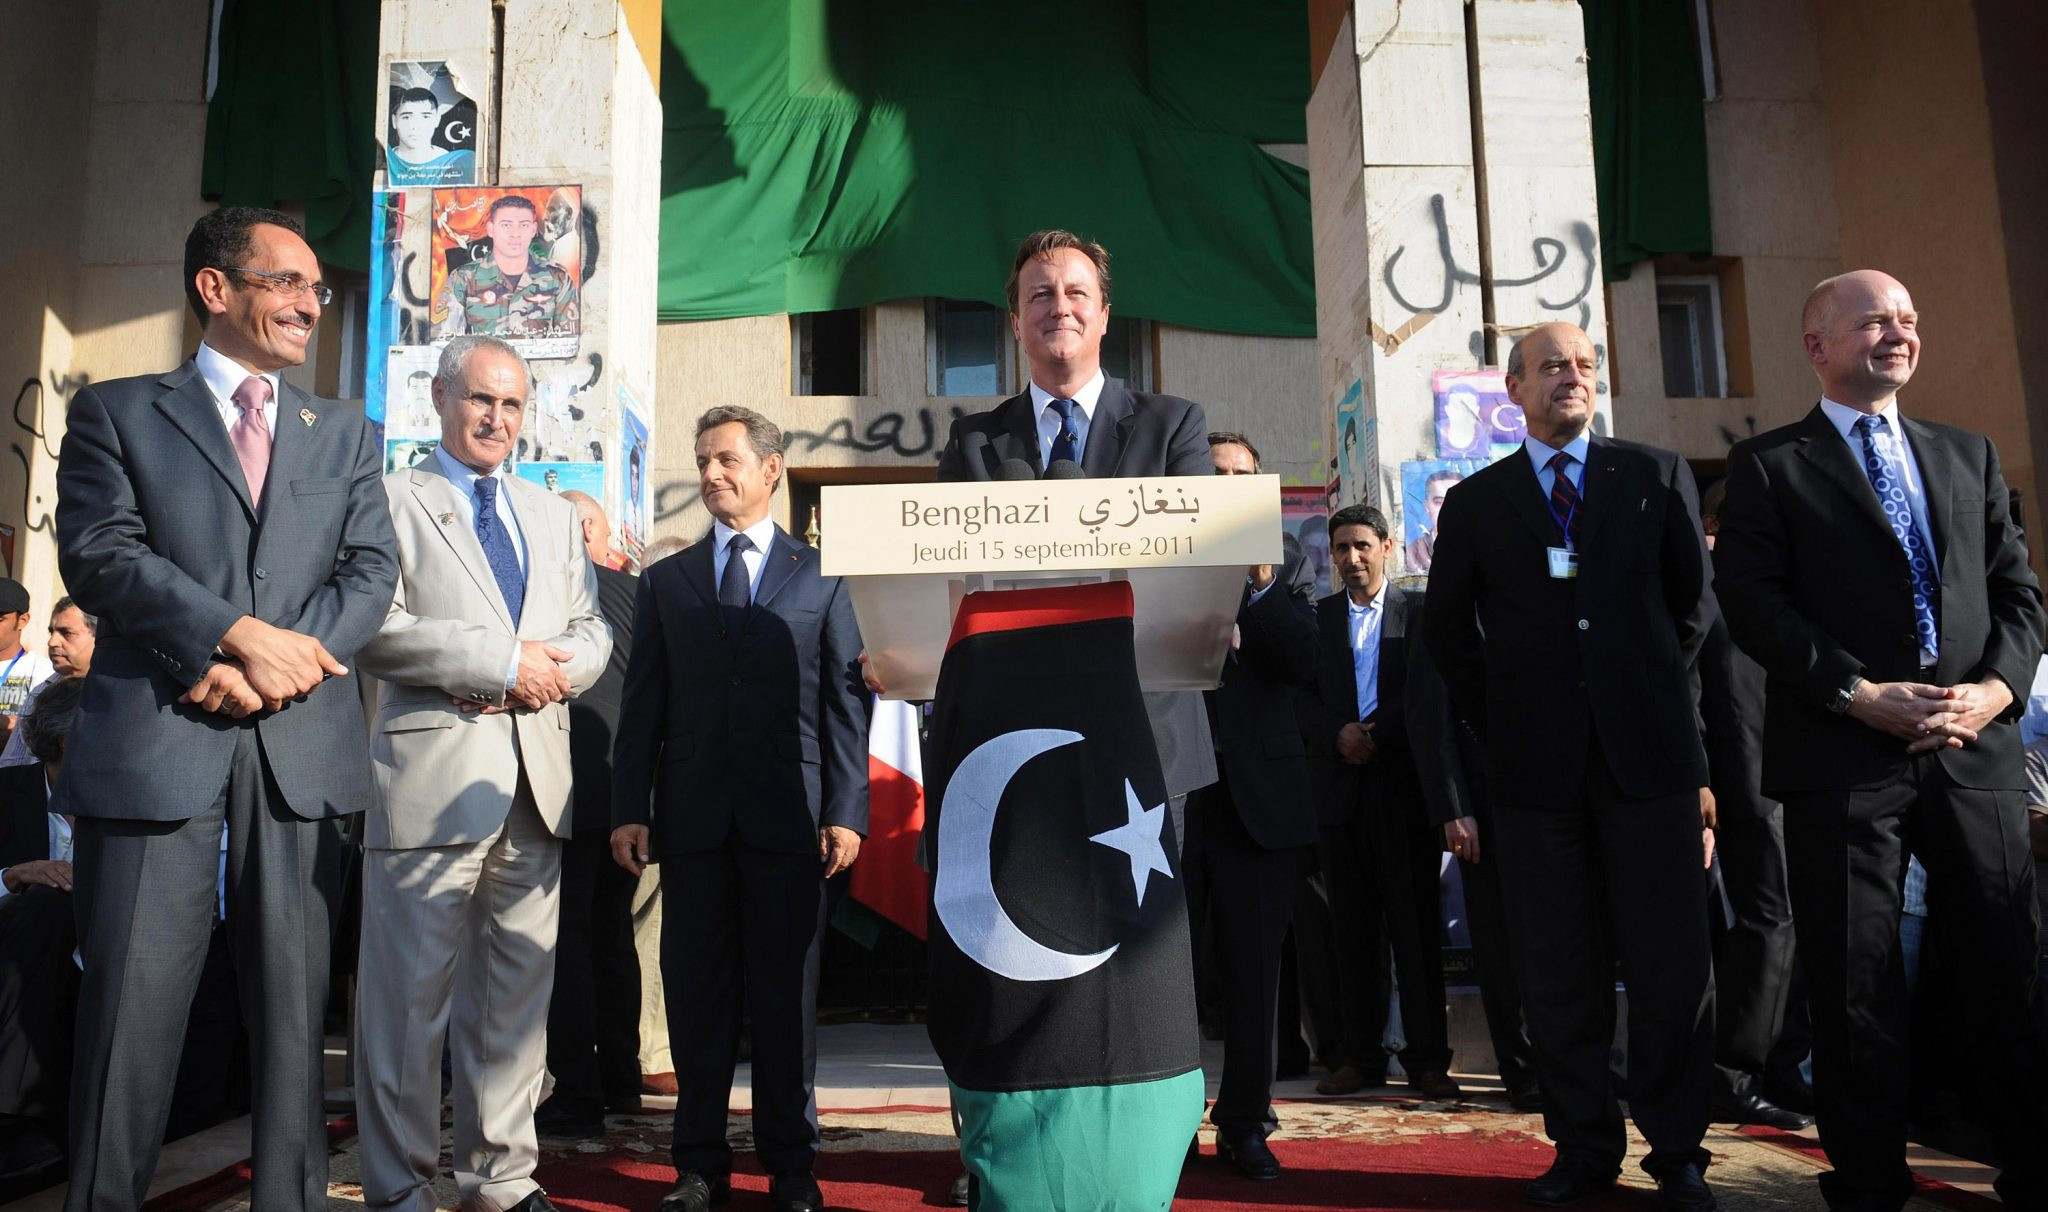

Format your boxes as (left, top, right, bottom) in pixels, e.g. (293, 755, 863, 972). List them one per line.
(429, 186, 583, 360)
(384, 60, 478, 188)
(1433, 369, 1524, 461)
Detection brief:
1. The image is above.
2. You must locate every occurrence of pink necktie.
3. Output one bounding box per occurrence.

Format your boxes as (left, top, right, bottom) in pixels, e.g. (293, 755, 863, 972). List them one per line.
(230, 376, 273, 506)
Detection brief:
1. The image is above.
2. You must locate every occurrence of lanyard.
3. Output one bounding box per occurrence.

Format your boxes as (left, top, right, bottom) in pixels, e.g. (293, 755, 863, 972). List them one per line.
(1543, 467, 1581, 550)
(0, 650, 24, 687)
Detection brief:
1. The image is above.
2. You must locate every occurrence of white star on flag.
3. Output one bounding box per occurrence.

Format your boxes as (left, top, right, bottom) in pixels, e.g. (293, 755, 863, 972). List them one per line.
(1089, 780, 1174, 906)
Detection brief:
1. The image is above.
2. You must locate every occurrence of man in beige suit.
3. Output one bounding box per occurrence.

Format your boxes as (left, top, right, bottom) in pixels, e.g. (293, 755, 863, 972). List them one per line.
(353, 334, 612, 1212)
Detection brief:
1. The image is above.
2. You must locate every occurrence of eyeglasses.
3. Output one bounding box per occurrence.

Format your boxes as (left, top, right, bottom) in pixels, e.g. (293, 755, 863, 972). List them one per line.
(221, 266, 334, 306)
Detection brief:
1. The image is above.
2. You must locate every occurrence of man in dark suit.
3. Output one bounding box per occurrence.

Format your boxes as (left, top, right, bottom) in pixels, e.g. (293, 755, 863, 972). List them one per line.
(54, 206, 398, 1212)
(1180, 432, 1318, 1180)
(1714, 270, 2048, 1212)
(537, 491, 643, 1139)
(1423, 322, 1718, 1211)
(932, 229, 1216, 830)
(1695, 482, 1810, 1133)
(611, 406, 868, 1212)
(1300, 504, 1461, 1106)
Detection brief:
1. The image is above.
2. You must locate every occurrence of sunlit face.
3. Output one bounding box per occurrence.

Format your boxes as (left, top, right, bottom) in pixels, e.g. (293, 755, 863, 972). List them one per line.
(391, 100, 439, 153)
(198, 222, 323, 373)
(487, 205, 539, 266)
(1507, 324, 1597, 447)
(1210, 442, 1257, 476)
(1331, 522, 1393, 601)
(0, 611, 22, 655)
(432, 347, 528, 475)
(697, 422, 782, 530)
(1011, 248, 1109, 380)
(47, 606, 94, 677)
(1806, 272, 1919, 405)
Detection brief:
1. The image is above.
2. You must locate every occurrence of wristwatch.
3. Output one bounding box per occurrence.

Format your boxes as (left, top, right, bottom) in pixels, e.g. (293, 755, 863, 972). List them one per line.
(1828, 675, 1864, 715)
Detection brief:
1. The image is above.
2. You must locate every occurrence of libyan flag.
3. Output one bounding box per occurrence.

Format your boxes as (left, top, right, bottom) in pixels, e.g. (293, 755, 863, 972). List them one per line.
(924, 581, 1203, 1208)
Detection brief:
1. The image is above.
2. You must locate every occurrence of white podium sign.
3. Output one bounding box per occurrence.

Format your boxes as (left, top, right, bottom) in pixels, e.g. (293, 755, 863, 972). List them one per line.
(822, 475, 1284, 700)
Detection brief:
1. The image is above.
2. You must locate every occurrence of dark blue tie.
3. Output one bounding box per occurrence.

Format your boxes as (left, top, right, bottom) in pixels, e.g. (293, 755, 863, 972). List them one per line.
(1049, 398, 1080, 466)
(472, 476, 524, 626)
(1853, 414, 1939, 658)
(719, 533, 754, 607)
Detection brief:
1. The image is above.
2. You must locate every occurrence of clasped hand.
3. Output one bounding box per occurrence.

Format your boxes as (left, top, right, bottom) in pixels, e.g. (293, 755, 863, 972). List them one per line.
(455, 642, 576, 715)
(1847, 677, 2011, 752)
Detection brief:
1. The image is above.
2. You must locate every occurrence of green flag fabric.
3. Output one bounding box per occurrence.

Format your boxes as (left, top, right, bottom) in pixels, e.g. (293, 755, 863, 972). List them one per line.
(656, 0, 1317, 336)
(1581, 0, 1714, 279)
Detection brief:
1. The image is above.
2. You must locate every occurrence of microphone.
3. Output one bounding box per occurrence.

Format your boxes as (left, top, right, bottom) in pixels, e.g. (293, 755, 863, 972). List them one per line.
(994, 458, 1035, 482)
(1044, 459, 1086, 480)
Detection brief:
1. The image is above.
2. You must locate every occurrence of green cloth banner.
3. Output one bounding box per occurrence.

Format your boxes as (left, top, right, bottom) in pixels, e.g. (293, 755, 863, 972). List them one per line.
(1581, 0, 1714, 279)
(655, 0, 1317, 336)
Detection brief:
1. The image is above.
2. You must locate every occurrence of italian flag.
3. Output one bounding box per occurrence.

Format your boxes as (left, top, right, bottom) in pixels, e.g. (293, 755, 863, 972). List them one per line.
(853, 696, 929, 940)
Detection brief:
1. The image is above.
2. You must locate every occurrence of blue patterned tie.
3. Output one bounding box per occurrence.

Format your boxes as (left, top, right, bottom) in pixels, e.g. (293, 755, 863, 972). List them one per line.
(1049, 398, 1080, 466)
(472, 476, 524, 626)
(1854, 414, 1938, 658)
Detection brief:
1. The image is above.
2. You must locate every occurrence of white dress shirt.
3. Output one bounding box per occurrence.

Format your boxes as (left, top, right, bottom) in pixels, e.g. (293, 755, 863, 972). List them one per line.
(1029, 370, 1107, 470)
(1820, 397, 1940, 666)
(194, 341, 279, 438)
(1349, 584, 1388, 720)
(711, 516, 779, 600)
(433, 445, 529, 686)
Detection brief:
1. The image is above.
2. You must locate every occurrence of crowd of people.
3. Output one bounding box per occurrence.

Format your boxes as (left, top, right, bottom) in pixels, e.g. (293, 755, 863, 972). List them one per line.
(0, 208, 2043, 1212)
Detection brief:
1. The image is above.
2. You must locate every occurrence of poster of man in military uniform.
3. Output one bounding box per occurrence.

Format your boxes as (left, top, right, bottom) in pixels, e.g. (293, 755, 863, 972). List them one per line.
(430, 185, 583, 358)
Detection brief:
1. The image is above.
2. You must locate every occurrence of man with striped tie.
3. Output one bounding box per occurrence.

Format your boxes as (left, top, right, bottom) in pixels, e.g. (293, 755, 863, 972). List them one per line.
(1422, 322, 1720, 1212)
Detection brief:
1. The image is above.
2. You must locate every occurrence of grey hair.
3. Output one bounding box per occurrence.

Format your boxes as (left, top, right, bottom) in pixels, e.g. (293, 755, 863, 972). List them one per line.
(1506, 334, 1528, 378)
(695, 406, 786, 489)
(643, 535, 691, 565)
(52, 596, 96, 634)
(435, 334, 532, 393)
(20, 675, 83, 765)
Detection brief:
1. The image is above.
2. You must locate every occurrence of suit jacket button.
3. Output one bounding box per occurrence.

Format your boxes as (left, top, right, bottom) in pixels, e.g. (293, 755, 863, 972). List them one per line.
(1577, 619, 1590, 630)
(731, 675, 742, 685)
(254, 567, 267, 579)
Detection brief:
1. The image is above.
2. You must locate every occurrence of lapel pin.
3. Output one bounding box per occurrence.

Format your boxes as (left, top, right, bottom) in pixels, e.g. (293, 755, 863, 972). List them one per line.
(439, 512, 456, 525)
(300, 408, 317, 427)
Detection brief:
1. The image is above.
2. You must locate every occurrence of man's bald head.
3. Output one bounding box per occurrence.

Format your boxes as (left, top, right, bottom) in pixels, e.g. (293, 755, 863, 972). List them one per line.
(1800, 270, 1919, 407)
(561, 489, 613, 564)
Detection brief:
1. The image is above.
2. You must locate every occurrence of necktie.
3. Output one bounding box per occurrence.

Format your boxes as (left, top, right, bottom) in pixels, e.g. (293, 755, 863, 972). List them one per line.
(1351, 602, 1380, 719)
(1547, 451, 1582, 547)
(1854, 414, 1940, 658)
(229, 376, 273, 506)
(720, 533, 754, 607)
(1049, 398, 1080, 466)
(471, 476, 525, 626)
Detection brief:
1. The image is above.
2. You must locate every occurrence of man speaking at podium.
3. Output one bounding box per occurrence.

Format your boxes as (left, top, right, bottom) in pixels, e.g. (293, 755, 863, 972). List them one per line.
(925, 231, 1215, 1208)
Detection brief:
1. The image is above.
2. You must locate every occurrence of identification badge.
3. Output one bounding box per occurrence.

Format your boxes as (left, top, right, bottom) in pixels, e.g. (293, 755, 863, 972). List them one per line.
(1547, 546, 1580, 579)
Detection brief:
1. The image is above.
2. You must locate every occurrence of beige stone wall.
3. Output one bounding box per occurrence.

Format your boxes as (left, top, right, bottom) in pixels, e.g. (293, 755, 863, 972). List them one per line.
(651, 305, 1318, 542)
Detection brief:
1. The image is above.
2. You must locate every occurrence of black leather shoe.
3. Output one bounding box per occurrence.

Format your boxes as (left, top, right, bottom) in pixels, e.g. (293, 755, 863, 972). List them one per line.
(949, 1168, 971, 1206)
(1712, 1090, 1814, 1131)
(1653, 1163, 1717, 1212)
(533, 1101, 605, 1140)
(1525, 1155, 1619, 1206)
(659, 1172, 731, 1212)
(505, 1193, 561, 1212)
(1216, 1133, 1282, 1181)
(1506, 1080, 1544, 1113)
(769, 1169, 825, 1212)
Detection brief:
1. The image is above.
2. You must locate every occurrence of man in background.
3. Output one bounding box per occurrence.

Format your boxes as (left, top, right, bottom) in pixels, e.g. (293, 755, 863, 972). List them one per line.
(0, 580, 55, 750)
(0, 597, 94, 768)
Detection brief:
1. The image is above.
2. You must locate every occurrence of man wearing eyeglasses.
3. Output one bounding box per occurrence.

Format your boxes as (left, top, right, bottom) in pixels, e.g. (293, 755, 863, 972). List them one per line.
(433, 195, 579, 344)
(54, 206, 398, 1212)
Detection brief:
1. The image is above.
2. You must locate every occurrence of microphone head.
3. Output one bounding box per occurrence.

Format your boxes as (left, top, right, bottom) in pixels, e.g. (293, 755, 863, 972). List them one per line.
(1044, 459, 1087, 480)
(994, 458, 1035, 482)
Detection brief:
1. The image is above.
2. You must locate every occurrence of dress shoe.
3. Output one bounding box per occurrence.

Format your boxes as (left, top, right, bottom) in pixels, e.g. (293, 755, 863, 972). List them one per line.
(1652, 1162, 1717, 1212)
(1525, 1155, 1619, 1206)
(949, 1168, 971, 1206)
(1411, 1069, 1464, 1101)
(1216, 1133, 1282, 1180)
(1712, 1090, 1813, 1131)
(505, 1193, 562, 1212)
(1506, 1081, 1544, 1113)
(659, 1172, 731, 1212)
(642, 1071, 680, 1095)
(769, 1169, 825, 1212)
(1314, 1064, 1387, 1095)
(533, 1100, 605, 1140)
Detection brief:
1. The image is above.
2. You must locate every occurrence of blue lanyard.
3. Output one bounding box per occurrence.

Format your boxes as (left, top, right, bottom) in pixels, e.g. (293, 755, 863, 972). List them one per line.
(1543, 471, 1581, 550)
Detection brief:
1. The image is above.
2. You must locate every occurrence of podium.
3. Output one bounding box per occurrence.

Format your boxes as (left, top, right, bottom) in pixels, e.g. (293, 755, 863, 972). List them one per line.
(819, 475, 1285, 699)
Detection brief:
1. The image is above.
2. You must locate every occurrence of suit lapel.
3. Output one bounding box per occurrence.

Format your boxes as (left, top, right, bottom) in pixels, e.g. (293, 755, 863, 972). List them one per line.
(1576, 437, 1626, 555)
(1900, 416, 1952, 568)
(152, 362, 256, 520)
(1082, 381, 1135, 478)
(999, 393, 1044, 475)
(753, 526, 806, 608)
(256, 382, 320, 522)
(1319, 595, 1358, 719)
(1792, 405, 1896, 543)
(409, 467, 515, 630)
(1499, 449, 1561, 547)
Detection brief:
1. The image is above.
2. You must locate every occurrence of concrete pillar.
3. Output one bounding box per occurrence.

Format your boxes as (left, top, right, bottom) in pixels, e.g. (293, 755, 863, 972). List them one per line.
(1307, 0, 1606, 571)
(374, 0, 661, 565)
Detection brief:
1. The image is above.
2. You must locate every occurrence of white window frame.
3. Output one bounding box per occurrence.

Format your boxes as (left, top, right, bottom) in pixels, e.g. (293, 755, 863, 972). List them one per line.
(1657, 274, 1728, 399)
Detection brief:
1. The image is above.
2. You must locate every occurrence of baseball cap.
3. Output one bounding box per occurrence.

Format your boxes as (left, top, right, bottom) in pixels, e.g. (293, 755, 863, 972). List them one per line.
(0, 578, 28, 615)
